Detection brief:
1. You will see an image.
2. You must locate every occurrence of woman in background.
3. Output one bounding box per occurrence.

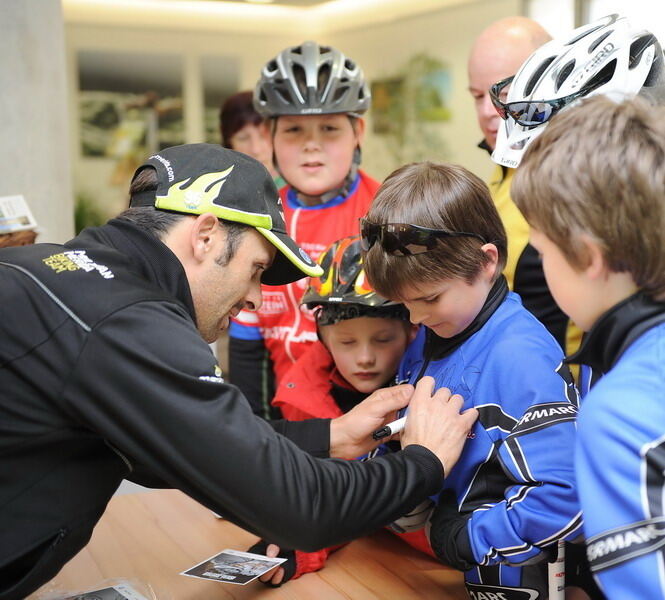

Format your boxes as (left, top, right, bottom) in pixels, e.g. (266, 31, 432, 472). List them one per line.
(219, 90, 283, 187)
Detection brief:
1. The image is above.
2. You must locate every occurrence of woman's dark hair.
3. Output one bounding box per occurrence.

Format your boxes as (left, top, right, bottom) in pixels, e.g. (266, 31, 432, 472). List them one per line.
(219, 91, 264, 148)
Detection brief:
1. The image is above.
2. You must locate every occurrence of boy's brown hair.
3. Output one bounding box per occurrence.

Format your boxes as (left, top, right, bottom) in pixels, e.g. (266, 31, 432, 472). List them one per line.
(363, 162, 507, 300)
(512, 95, 665, 300)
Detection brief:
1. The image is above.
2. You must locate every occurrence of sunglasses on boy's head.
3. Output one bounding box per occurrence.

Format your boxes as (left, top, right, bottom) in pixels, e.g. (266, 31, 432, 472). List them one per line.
(489, 75, 597, 129)
(359, 219, 487, 256)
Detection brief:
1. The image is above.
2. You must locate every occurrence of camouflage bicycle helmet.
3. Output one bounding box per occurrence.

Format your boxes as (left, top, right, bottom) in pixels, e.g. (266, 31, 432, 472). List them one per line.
(302, 236, 409, 326)
(254, 41, 371, 118)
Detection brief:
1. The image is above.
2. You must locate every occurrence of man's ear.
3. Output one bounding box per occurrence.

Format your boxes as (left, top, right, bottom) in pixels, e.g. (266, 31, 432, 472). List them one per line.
(190, 213, 220, 263)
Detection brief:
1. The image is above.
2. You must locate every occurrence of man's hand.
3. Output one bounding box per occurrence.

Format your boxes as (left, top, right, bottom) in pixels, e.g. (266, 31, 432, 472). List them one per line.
(329, 384, 414, 459)
(400, 377, 478, 476)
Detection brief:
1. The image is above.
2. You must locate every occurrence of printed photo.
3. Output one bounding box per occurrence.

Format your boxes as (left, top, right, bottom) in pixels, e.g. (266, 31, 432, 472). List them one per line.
(181, 548, 286, 585)
(60, 583, 150, 600)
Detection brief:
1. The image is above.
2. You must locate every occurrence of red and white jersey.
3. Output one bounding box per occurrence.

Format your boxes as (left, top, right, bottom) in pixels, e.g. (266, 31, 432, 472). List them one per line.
(231, 171, 379, 386)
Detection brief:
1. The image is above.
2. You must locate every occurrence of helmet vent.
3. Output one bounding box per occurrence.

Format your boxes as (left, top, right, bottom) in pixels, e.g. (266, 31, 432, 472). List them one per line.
(275, 88, 291, 105)
(583, 60, 616, 93)
(566, 22, 605, 46)
(333, 86, 347, 104)
(345, 58, 356, 71)
(643, 45, 664, 87)
(291, 46, 302, 55)
(266, 59, 278, 74)
(629, 34, 656, 69)
(555, 60, 576, 92)
(319, 250, 333, 280)
(524, 56, 556, 96)
(318, 63, 332, 95)
(588, 30, 613, 53)
(292, 64, 308, 98)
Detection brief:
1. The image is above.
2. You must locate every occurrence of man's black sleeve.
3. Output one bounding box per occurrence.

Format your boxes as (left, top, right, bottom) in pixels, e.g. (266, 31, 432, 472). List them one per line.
(269, 418, 331, 458)
(228, 336, 278, 419)
(63, 302, 444, 552)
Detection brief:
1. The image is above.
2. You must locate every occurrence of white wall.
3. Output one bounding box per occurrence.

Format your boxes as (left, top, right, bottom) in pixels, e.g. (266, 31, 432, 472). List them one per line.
(65, 0, 521, 215)
(2, 0, 74, 243)
(66, 24, 301, 218)
(328, 0, 520, 181)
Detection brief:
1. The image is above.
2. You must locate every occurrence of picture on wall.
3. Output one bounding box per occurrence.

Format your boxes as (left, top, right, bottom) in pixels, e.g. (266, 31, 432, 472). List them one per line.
(369, 53, 452, 168)
(416, 68, 453, 122)
(370, 77, 404, 135)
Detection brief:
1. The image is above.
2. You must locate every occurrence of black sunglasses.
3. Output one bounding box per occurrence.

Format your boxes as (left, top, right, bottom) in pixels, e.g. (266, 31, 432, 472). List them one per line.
(359, 219, 487, 256)
(489, 75, 595, 129)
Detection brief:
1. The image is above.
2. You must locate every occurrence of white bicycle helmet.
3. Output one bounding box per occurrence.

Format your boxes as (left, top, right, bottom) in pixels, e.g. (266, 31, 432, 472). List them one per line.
(254, 41, 370, 118)
(492, 14, 665, 168)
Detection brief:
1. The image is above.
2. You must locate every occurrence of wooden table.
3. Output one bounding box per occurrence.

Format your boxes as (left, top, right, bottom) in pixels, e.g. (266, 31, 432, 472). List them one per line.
(30, 489, 467, 599)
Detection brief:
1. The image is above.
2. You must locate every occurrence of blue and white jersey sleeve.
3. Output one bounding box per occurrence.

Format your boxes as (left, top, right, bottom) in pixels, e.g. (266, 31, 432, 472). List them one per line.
(229, 309, 263, 341)
(576, 327, 665, 599)
(464, 340, 583, 567)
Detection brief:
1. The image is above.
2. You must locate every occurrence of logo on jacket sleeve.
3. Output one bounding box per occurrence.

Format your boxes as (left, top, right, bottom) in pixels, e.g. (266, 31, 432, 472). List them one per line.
(199, 364, 225, 384)
(43, 250, 114, 279)
(466, 583, 539, 600)
(586, 516, 665, 572)
(512, 402, 578, 435)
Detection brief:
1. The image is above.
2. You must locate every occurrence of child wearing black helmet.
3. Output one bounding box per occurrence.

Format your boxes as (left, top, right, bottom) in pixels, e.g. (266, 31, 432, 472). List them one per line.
(229, 41, 379, 420)
(247, 235, 417, 584)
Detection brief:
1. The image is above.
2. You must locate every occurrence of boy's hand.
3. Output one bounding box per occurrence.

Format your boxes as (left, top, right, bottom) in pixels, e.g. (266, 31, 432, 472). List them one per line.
(400, 376, 478, 476)
(329, 384, 414, 459)
(248, 540, 295, 586)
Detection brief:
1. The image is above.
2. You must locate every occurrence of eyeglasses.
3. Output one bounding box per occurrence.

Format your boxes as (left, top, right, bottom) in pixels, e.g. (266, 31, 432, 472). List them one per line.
(489, 75, 598, 129)
(359, 219, 487, 256)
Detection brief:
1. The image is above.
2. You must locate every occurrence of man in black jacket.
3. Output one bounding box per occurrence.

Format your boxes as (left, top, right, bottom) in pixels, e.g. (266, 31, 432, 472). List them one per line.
(0, 143, 476, 599)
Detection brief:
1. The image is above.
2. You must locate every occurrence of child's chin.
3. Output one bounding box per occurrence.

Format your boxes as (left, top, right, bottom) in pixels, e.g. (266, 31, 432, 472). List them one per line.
(352, 379, 382, 395)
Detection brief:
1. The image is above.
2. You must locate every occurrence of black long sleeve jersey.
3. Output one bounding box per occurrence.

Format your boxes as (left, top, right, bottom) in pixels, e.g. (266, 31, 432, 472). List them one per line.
(0, 219, 443, 600)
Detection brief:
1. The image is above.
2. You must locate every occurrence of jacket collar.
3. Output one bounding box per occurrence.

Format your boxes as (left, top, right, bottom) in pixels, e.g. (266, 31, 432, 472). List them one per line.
(477, 138, 493, 154)
(67, 218, 196, 321)
(566, 291, 665, 375)
(426, 275, 509, 362)
(478, 139, 509, 182)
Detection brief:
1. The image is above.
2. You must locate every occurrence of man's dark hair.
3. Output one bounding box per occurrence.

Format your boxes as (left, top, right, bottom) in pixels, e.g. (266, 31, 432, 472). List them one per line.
(120, 167, 251, 267)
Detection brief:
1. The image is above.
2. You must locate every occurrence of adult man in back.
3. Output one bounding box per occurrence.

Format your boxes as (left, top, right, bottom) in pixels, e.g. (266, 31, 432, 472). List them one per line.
(468, 17, 599, 599)
(468, 17, 582, 355)
(0, 143, 477, 600)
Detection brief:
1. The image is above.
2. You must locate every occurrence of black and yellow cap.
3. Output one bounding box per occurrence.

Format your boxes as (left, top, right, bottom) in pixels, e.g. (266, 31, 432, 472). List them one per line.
(130, 143, 322, 285)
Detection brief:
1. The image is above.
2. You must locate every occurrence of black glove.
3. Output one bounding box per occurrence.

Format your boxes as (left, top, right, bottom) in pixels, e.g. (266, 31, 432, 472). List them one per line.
(247, 540, 297, 587)
(429, 490, 476, 571)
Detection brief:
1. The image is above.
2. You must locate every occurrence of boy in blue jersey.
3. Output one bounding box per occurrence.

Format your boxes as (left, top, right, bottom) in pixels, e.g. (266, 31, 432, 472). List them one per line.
(362, 161, 584, 598)
(511, 95, 665, 599)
